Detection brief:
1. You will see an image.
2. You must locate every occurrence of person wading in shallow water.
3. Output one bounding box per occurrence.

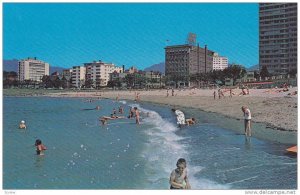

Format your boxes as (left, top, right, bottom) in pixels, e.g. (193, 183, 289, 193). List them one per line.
(241, 106, 252, 137)
(169, 158, 191, 189)
(35, 139, 47, 156)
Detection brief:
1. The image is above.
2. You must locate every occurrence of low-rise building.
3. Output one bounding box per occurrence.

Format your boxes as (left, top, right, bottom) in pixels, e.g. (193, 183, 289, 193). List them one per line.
(213, 53, 228, 70)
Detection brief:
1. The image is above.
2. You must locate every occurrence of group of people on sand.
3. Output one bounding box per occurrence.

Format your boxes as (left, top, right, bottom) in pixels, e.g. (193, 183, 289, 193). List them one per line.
(213, 86, 251, 99)
(18, 120, 47, 156)
(166, 88, 176, 97)
(99, 106, 140, 125)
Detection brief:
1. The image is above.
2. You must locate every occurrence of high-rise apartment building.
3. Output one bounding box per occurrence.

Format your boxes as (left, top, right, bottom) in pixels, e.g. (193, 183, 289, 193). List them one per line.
(18, 58, 49, 82)
(213, 53, 228, 71)
(84, 61, 122, 87)
(71, 66, 86, 88)
(259, 3, 297, 74)
(165, 44, 214, 86)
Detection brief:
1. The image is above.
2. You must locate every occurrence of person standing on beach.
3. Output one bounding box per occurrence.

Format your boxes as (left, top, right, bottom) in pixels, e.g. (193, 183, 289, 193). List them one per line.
(241, 106, 252, 136)
(229, 89, 233, 98)
(167, 90, 169, 97)
(169, 158, 191, 189)
(213, 91, 216, 100)
(172, 88, 175, 96)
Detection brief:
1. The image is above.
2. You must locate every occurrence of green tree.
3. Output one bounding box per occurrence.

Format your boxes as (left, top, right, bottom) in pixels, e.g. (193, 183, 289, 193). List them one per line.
(41, 75, 53, 88)
(223, 65, 246, 85)
(260, 65, 270, 79)
(85, 78, 94, 88)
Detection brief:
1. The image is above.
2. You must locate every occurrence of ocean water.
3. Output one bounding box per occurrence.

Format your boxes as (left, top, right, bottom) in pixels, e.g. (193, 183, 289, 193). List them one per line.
(3, 97, 297, 189)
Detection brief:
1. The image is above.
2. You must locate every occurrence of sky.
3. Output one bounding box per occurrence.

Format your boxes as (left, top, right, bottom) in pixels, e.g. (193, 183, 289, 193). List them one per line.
(3, 3, 259, 69)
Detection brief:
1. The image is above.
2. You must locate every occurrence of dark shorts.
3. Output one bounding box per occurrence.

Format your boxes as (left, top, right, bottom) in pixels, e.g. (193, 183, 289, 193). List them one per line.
(170, 186, 181, 189)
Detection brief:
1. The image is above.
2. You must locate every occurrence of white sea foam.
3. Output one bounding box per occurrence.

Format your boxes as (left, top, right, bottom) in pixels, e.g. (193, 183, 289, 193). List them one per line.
(129, 103, 228, 189)
(119, 100, 127, 105)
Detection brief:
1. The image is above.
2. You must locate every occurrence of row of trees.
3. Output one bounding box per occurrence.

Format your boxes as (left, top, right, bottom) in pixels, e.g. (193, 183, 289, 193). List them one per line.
(3, 65, 297, 89)
(168, 65, 247, 87)
(107, 73, 163, 89)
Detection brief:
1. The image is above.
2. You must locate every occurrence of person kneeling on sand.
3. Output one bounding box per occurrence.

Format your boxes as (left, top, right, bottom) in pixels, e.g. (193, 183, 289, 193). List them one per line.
(185, 118, 196, 126)
(169, 158, 191, 189)
(19, 120, 26, 129)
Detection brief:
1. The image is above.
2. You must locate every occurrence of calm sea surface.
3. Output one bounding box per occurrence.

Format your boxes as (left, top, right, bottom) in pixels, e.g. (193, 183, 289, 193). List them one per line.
(3, 97, 297, 189)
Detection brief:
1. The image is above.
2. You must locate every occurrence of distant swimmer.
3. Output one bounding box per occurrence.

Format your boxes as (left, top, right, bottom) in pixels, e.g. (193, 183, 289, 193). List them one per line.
(19, 120, 26, 129)
(119, 106, 124, 114)
(128, 107, 135, 118)
(99, 114, 125, 125)
(35, 139, 47, 156)
(100, 118, 108, 125)
(82, 106, 100, 111)
(185, 118, 196, 126)
(171, 108, 186, 128)
(169, 158, 191, 189)
(113, 108, 117, 115)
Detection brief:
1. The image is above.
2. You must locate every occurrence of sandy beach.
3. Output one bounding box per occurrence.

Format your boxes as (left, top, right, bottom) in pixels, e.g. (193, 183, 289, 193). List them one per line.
(45, 87, 298, 132)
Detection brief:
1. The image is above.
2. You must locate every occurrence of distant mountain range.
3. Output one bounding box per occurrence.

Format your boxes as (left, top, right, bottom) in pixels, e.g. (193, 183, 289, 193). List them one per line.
(3, 59, 18, 72)
(3, 59, 65, 74)
(246, 64, 259, 71)
(144, 62, 165, 73)
(4, 59, 258, 75)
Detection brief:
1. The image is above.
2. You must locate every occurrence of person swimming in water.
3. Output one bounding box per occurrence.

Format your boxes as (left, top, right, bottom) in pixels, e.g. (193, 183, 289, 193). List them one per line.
(99, 114, 125, 125)
(19, 120, 27, 129)
(35, 139, 47, 155)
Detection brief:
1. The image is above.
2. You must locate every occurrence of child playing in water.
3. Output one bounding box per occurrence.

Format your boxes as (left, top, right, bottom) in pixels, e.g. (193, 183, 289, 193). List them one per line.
(35, 139, 47, 155)
(169, 158, 191, 189)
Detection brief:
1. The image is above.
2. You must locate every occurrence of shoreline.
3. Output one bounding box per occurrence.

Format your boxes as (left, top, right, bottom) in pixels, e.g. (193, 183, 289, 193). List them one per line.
(4, 88, 298, 133)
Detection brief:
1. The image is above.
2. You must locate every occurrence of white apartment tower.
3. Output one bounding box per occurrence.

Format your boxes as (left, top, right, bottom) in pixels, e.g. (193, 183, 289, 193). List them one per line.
(213, 53, 228, 70)
(84, 60, 122, 87)
(18, 58, 50, 82)
(71, 66, 86, 88)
